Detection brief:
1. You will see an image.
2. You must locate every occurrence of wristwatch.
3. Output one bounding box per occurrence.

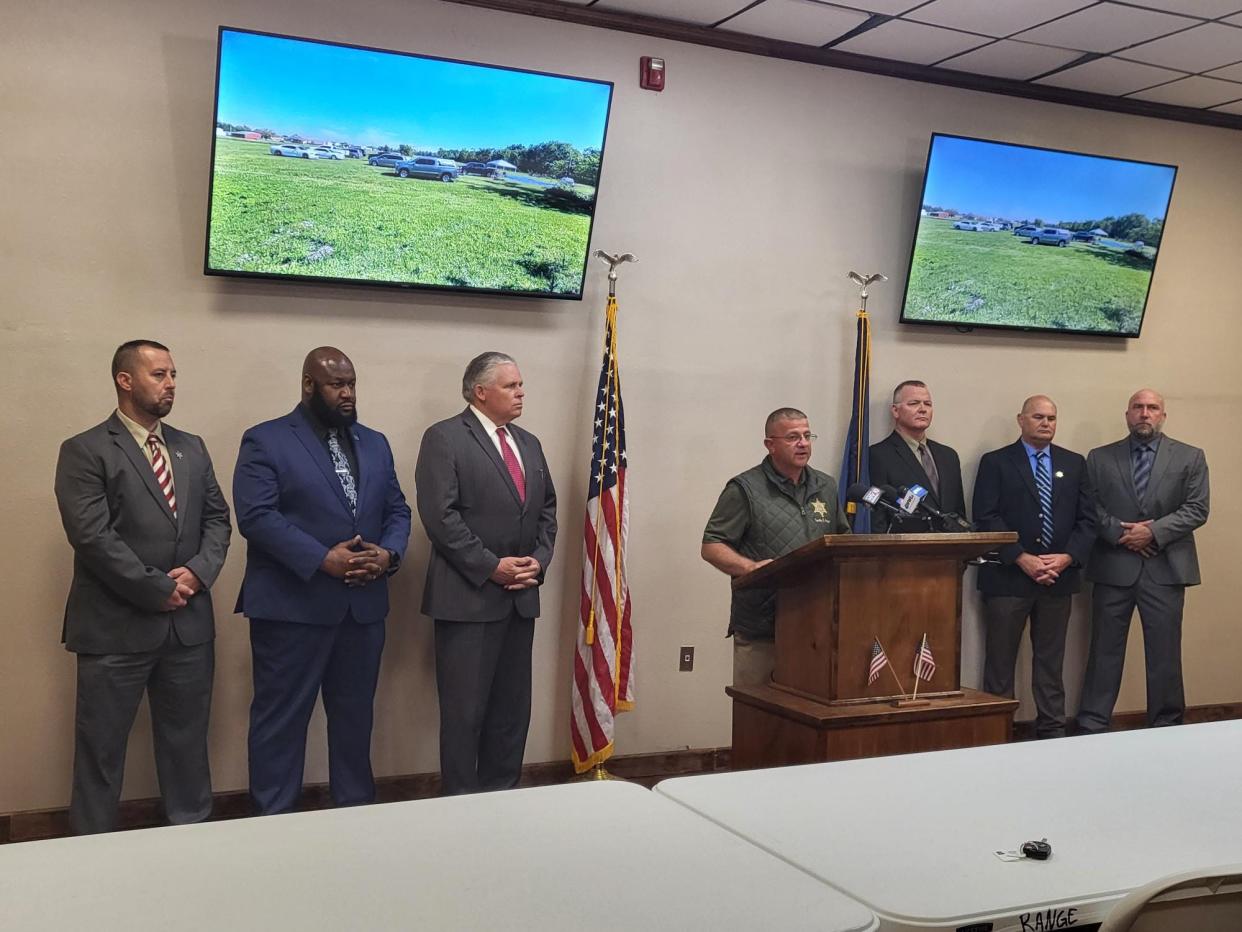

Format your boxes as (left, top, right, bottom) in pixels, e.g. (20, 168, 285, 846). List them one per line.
(385, 549, 401, 575)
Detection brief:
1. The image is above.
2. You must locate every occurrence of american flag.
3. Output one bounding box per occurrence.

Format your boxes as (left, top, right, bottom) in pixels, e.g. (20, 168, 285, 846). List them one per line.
(913, 634, 936, 681)
(867, 638, 889, 685)
(570, 295, 635, 773)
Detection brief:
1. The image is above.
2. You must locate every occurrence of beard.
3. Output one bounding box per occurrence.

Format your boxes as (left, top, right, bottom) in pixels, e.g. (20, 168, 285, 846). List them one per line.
(309, 389, 357, 428)
(138, 396, 174, 419)
(1130, 422, 1158, 440)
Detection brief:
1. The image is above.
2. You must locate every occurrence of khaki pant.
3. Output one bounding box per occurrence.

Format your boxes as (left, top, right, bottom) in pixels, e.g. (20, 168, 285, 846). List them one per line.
(732, 635, 776, 687)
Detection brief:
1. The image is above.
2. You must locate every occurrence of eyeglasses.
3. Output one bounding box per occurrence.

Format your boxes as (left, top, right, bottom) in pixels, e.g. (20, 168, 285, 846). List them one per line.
(767, 432, 817, 443)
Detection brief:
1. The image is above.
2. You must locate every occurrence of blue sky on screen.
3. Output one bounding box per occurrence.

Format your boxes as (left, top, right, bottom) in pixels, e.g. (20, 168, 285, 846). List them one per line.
(216, 30, 611, 151)
(922, 136, 1175, 222)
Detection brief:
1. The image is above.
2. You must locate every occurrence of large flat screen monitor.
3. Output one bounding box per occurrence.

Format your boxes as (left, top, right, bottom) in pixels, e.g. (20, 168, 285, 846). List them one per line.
(205, 27, 614, 299)
(899, 133, 1177, 337)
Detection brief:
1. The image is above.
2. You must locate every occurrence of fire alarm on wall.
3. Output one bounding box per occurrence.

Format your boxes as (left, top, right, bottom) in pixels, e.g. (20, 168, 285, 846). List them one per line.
(640, 56, 665, 92)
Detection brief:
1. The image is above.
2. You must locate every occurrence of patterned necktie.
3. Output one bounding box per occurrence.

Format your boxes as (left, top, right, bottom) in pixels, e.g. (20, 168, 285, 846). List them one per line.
(1133, 444, 1153, 503)
(147, 434, 177, 517)
(1035, 451, 1054, 548)
(327, 428, 357, 514)
(917, 442, 940, 496)
(496, 427, 526, 502)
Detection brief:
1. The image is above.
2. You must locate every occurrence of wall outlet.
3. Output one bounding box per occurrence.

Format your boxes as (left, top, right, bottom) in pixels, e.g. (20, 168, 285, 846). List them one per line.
(679, 646, 694, 671)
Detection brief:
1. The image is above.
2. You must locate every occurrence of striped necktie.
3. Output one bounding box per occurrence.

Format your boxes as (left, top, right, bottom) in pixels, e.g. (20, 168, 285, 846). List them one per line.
(1035, 451, 1053, 548)
(147, 433, 177, 518)
(1133, 444, 1153, 502)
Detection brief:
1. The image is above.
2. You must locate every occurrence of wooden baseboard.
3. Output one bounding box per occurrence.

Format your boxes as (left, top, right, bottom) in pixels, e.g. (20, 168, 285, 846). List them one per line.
(7, 701, 1240, 845)
(0, 747, 731, 845)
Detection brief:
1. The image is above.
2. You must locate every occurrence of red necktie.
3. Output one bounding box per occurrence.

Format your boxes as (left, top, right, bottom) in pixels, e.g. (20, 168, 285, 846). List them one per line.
(147, 433, 178, 517)
(496, 427, 526, 502)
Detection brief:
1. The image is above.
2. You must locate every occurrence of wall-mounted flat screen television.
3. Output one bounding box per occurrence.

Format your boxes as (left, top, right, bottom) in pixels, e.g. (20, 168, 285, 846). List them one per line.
(899, 133, 1177, 337)
(205, 27, 613, 299)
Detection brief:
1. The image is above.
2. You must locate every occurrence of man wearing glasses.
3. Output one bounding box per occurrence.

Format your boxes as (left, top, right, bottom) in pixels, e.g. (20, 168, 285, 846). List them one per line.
(701, 407, 850, 686)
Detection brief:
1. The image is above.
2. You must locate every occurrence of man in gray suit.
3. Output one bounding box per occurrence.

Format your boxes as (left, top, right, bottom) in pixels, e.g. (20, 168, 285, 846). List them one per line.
(1076, 389, 1209, 733)
(54, 340, 231, 834)
(415, 352, 557, 795)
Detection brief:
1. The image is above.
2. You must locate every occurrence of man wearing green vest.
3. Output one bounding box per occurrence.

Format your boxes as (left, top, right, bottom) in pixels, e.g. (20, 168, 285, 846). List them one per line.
(701, 407, 850, 686)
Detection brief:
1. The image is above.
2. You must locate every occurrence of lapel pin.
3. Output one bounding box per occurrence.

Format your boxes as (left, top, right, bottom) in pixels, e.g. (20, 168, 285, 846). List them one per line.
(1054, 470, 1063, 478)
(175, 451, 184, 459)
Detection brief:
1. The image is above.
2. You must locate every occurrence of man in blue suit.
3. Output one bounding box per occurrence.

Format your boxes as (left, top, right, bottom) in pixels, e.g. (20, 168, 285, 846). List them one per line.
(972, 395, 1095, 738)
(234, 347, 411, 814)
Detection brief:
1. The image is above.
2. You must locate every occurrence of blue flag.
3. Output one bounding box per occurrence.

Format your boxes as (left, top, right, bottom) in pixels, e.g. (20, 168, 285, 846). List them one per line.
(838, 309, 872, 532)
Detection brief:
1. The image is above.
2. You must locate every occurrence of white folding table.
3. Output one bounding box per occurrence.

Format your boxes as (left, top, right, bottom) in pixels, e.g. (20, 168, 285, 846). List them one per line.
(656, 721, 1242, 931)
(0, 779, 877, 931)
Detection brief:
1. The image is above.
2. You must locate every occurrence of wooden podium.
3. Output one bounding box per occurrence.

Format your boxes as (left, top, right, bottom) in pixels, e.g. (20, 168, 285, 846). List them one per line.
(728, 532, 1021, 770)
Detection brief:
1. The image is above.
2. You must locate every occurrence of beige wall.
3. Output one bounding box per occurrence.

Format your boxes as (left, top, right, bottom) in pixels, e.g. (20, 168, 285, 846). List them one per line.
(4, 0, 1240, 814)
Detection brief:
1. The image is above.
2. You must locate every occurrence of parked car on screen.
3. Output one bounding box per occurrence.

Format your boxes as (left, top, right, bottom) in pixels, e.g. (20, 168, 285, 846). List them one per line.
(269, 144, 307, 157)
(394, 157, 459, 182)
(346, 147, 366, 159)
(368, 152, 406, 167)
(1072, 231, 1097, 242)
(953, 221, 980, 231)
(1029, 227, 1072, 246)
(307, 146, 345, 160)
(461, 161, 499, 177)
(1013, 225, 1039, 237)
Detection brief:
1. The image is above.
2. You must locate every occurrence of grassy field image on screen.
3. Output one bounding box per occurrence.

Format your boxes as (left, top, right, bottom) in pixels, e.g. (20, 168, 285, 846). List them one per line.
(206, 30, 611, 296)
(902, 136, 1175, 336)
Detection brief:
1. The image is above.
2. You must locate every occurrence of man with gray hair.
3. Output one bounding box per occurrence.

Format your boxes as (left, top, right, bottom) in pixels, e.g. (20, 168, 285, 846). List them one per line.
(702, 407, 849, 687)
(415, 352, 558, 794)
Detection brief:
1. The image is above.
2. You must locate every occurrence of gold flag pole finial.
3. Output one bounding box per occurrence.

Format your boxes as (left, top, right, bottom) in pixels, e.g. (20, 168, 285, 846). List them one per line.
(594, 250, 638, 297)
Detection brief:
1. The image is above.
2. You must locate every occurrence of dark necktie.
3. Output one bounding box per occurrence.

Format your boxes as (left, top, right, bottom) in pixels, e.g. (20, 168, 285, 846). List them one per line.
(918, 442, 940, 497)
(327, 428, 357, 514)
(1133, 444, 1153, 502)
(1035, 451, 1054, 548)
(496, 427, 526, 502)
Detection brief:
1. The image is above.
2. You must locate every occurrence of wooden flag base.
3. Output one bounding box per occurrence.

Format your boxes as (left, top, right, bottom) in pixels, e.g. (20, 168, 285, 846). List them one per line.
(893, 698, 931, 708)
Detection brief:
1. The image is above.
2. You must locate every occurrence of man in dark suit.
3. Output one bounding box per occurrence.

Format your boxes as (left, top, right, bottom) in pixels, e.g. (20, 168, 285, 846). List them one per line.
(868, 380, 966, 531)
(973, 395, 1095, 738)
(54, 340, 231, 834)
(234, 347, 411, 815)
(415, 352, 557, 795)
(1076, 389, 1209, 732)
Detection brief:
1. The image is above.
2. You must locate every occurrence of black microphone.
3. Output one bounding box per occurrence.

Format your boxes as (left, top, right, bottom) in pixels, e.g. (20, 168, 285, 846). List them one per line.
(845, 483, 902, 515)
(896, 485, 973, 531)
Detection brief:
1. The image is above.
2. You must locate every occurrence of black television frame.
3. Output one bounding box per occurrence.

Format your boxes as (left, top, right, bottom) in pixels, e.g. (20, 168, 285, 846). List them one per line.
(203, 26, 614, 301)
(897, 132, 1178, 339)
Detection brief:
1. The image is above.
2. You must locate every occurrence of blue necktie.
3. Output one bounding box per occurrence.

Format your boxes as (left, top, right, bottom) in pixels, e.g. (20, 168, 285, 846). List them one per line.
(327, 428, 357, 514)
(1035, 451, 1054, 548)
(1133, 444, 1153, 503)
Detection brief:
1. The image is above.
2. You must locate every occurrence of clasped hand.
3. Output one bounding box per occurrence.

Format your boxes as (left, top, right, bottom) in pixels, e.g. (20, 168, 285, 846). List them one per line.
(1016, 552, 1072, 587)
(1118, 520, 1156, 557)
(491, 556, 542, 590)
(321, 535, 391, 587)
(160, 566, 202, 611)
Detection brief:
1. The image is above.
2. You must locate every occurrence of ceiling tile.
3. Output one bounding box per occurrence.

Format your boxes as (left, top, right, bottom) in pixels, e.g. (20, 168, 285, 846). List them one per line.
(1208, 97, 1242, 113)
(593, 0, 749, 24)
(1204, 59, 1242, 79)
(832, 18, 989, 64)
(1227, 13, 1242, 26)
(1120, 23, 1242, 72)
(903, 0, 1095, 39)
(937, 38, 1085, 80)
(1124, 0, 1242, 17)
(1035, 56, 1186, 94)
(1016, 3, 1198, 53)
(719, 0, 871, 45)
(1128, 74, 1242, 106)
(836, 1, 925, 12)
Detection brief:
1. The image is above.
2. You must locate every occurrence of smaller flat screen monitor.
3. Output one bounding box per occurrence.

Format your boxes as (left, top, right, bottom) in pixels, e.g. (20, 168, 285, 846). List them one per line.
(205, 27, 613, 299)
(899, 134, 1177, 337)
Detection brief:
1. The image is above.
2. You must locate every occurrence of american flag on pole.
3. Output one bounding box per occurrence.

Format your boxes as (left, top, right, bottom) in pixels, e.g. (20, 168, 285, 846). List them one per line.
(913, 633, 936, 681)
(571, 294, 635, 773)
(867, 638, 889, 685)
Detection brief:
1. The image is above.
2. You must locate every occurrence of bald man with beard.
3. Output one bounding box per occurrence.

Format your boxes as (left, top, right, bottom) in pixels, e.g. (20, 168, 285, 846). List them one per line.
(234, 348, 411, 815)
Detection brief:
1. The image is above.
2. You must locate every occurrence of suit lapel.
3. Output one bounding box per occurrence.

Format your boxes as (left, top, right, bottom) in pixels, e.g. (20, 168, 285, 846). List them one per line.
(463, 410, 523, 508)
(108, 415, 177, 528)
(1008, 441, 1039, 505)
(164, 426, 190, 533)
(1144, 437, 1174, 506)
(289, 410, 353, 515)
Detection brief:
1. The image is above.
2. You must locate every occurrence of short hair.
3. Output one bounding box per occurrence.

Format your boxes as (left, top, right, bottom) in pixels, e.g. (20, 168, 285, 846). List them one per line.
(461, 352, 517, 402)
(765, 407, 808, 434)
(111, 340, 169, 379)
(892, 380, 927, 403)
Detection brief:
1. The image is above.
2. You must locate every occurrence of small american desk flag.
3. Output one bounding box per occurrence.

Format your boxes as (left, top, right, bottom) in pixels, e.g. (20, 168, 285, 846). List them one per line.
(570, 294, 635, 773)
(867, 638, 889, 685)
(914, 633, 936, 681)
